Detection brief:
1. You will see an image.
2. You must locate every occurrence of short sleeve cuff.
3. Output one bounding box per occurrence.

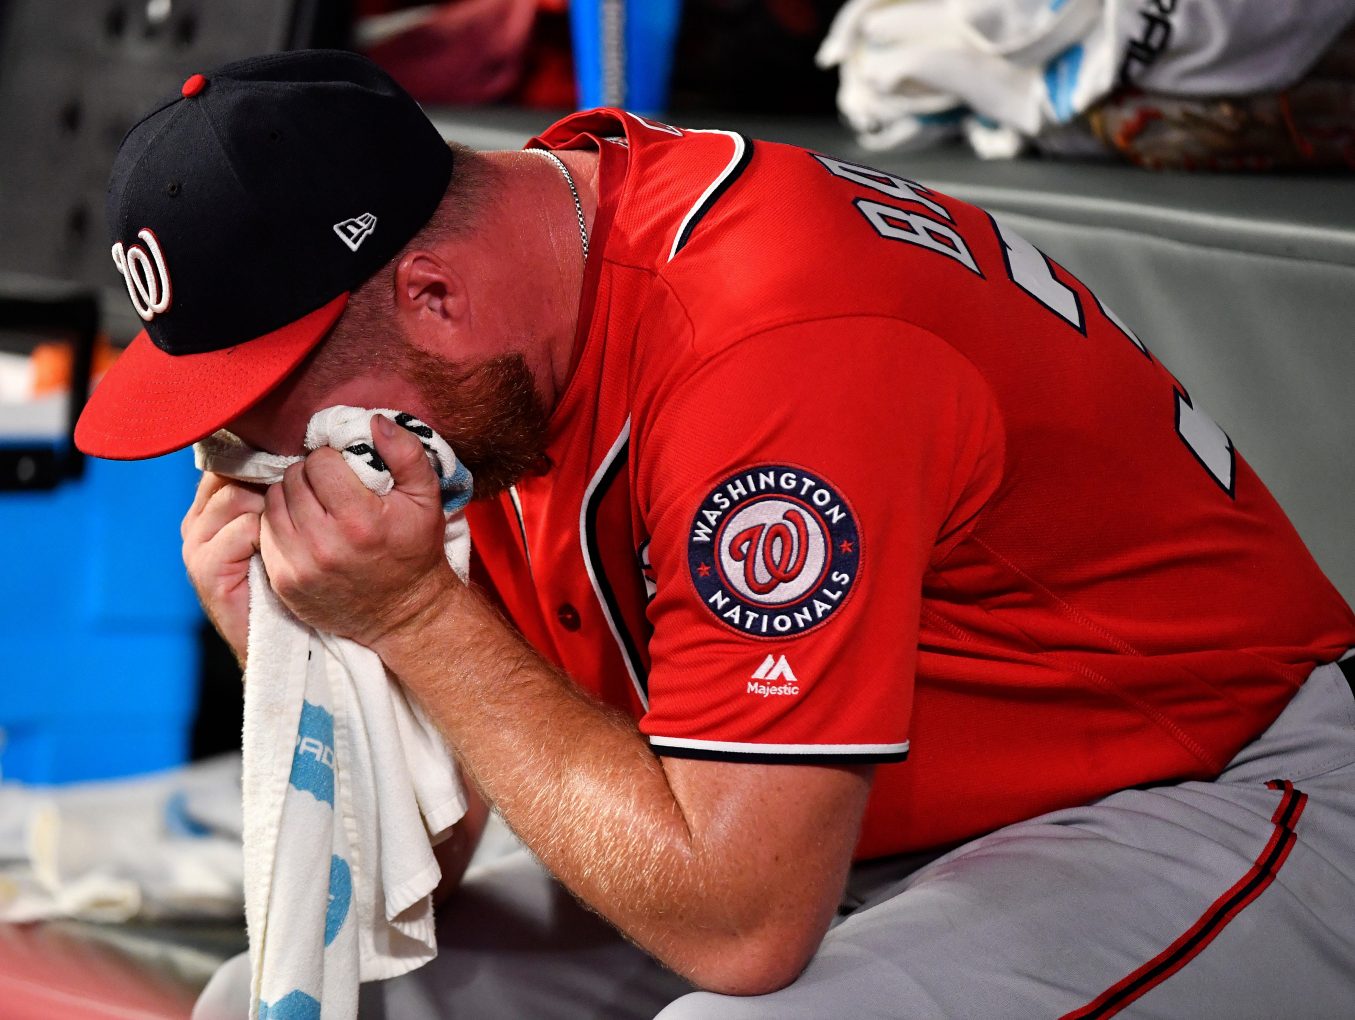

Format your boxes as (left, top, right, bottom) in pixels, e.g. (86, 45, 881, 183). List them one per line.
(648, 734, 910, 765)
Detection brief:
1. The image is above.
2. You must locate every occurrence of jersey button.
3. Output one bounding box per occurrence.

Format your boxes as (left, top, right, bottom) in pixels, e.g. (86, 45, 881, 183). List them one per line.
(556, 602, 581, 631)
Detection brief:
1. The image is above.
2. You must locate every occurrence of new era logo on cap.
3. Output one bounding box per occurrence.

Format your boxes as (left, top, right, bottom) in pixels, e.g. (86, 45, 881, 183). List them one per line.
(333, 213, 377, 252)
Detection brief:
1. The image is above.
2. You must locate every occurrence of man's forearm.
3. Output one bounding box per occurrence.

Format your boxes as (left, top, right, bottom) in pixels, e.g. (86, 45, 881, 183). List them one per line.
(373, 580, 796, 988)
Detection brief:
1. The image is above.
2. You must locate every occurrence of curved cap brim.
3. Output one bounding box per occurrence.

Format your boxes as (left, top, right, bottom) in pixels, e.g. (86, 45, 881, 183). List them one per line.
(75, 293, 349, 460)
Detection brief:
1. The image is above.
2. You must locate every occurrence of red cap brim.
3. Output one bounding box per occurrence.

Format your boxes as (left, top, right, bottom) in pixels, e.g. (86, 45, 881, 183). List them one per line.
(75, 294, 349, 460)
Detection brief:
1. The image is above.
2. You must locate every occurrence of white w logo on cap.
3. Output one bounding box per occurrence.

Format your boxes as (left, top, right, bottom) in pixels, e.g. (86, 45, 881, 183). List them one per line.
(111, 228, 173, 322)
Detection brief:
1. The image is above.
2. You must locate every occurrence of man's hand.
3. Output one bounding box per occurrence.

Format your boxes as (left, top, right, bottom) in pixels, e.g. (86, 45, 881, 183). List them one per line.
(259, 414, 455, 646)
(182, 472, 265, 665)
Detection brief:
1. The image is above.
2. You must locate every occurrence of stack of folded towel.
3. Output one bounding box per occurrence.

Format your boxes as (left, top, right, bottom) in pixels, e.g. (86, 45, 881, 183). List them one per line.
(816, 0, 1355, 157)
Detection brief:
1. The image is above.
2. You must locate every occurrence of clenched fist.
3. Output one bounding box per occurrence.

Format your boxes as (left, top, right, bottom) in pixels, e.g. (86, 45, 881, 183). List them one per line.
(259, 413, 456, 648)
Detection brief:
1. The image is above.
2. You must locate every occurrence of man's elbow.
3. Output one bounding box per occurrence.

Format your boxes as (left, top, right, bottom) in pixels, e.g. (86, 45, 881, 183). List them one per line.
(675, 923, 823, 997)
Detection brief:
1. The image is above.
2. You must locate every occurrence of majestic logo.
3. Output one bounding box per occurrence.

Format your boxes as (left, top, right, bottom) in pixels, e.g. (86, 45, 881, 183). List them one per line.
(110, 228, 172, 322)
(752, 654, 798, 683)
(689, 465, 860, 638)
(333, 212, 377, 251)
(748, 654, 801, 697)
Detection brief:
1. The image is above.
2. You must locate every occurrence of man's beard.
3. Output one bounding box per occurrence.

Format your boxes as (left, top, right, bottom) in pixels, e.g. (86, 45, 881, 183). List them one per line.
(400, 346, 550, 499)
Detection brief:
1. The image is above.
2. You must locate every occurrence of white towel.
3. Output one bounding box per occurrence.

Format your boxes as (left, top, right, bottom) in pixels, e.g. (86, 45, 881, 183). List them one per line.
(0, 755, 243, 925)
(192, 406, 472, 1020)
(817, 0, 1355, 155)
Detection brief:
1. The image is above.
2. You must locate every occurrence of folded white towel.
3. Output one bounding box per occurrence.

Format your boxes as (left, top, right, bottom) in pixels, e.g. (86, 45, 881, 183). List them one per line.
(192, 406, 472, 1020)
(0, 754, 243, 925)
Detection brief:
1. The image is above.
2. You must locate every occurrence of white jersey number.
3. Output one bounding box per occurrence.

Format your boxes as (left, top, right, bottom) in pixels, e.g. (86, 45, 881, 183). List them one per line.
(991, 216, 1235, 496)
(813, 152, 1236, 497)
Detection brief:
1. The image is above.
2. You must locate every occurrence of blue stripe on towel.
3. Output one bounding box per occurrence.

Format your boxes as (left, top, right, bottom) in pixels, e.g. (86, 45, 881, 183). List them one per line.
(1044, 42, 1084, 123)
(440, 459, 474, 514)
(259, 990, 321, 1020)
(289, 701, 335, 807)
(325, 854, 352, 946)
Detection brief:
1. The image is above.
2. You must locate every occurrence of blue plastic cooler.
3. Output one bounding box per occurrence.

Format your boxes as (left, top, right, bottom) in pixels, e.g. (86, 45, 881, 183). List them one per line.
(0, 442, 202, 784)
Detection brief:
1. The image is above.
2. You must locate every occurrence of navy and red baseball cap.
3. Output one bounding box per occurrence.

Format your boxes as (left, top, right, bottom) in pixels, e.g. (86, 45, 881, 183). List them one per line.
(75, 49, 453, 459)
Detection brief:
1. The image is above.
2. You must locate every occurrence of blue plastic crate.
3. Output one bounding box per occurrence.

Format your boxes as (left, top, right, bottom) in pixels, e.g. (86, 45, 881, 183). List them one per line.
(0, 443, 203, 784)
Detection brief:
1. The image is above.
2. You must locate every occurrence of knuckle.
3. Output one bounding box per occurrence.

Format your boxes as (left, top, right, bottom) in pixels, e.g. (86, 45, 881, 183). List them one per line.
(310, 541, 337, 571)
(303, 456, 335, 491)
(181, 518, 207, 550)
(183, 541, 218, 577)
(206, 482, 234, 511)
(226, 483, 264, 515)
(271, 572, 296, 600)
(343, 517, 376, 548)
(219, 523, 259, 560)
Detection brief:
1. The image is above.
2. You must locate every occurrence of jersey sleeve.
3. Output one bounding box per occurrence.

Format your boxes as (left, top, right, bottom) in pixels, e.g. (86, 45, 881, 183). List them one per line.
(634, 314, 1004, 764)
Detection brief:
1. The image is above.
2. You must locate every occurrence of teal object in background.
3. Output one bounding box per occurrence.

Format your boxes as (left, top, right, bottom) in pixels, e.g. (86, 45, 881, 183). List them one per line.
(570, 0, 682, 114)
(0, 446, 202, 784)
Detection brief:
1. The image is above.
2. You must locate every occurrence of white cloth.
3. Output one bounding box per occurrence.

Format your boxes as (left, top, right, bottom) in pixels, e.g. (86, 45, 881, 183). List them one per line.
(817, 0, 1355, 155)
(192, 406, 473, 1020)
(0, 754, 243, 924)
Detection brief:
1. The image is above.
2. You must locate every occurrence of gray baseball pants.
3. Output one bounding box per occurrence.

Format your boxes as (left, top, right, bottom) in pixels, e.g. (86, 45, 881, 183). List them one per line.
(361, 654, 1355, 1019)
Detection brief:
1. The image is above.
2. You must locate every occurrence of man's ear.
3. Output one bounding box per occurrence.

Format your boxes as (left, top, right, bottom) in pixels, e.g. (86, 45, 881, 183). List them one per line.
(394, 250, 468, 350)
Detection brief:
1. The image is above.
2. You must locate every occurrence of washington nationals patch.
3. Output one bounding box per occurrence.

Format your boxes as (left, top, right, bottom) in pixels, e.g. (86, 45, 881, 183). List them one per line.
(688, 465, 861, 638)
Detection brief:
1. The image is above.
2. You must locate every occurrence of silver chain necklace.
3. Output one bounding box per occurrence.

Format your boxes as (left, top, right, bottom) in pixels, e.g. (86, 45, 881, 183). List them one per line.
(534, 149, 589, 265)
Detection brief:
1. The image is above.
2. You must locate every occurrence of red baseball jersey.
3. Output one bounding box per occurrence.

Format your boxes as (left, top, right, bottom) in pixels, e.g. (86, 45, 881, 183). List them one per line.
(464, 109, 1355, 859)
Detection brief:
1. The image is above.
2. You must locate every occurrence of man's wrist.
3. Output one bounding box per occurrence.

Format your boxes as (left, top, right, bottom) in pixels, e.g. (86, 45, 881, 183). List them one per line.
(371, 564, 462, 657)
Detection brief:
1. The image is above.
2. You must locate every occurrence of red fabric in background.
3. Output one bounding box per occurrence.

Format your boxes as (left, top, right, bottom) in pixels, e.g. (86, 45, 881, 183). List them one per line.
(359, 0, 575, 108)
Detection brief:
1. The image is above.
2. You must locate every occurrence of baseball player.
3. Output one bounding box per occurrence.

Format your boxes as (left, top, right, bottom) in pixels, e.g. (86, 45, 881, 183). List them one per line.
(77, 51, 1355, 1017)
